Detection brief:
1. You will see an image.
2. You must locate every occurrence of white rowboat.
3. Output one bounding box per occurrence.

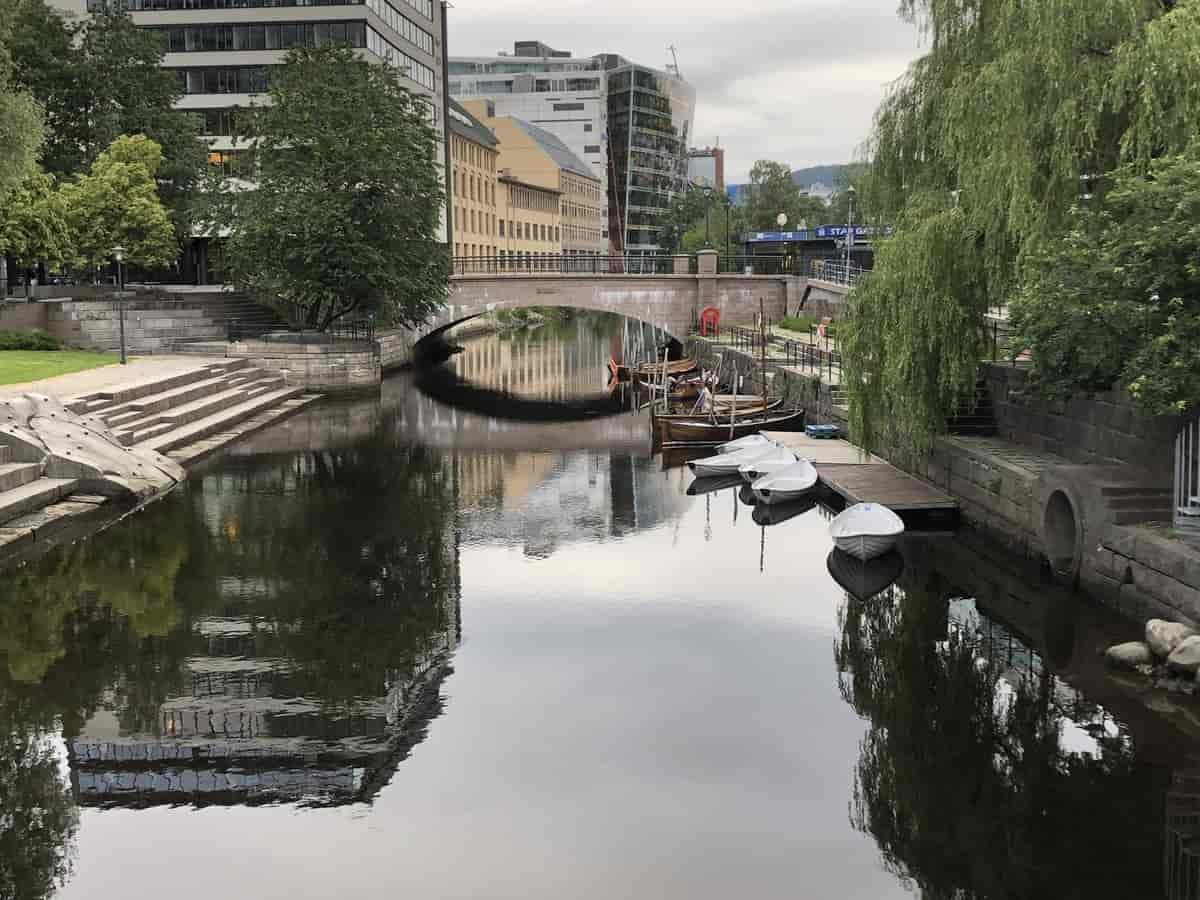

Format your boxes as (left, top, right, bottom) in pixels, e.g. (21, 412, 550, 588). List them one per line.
(829, 502, 906, 560)
(717, 433, 773, 455)
(738, 445, 800, 483)
(688, 443, 778, 478)
(751, 459, 819, 504)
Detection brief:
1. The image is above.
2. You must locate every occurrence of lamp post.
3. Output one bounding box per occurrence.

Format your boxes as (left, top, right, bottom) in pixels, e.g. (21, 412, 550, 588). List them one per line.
(701, 185, 714, 247)
(843, 186, 856, 270)
(112, 246, 127, 365)
(722, 194, 732, 260)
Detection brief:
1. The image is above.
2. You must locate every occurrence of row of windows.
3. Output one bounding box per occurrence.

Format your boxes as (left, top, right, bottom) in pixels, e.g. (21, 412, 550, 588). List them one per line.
(453, 170, 495, 204)
(365, 0, 433, 55)
(505, 183, 556, 213)
(366, 27, 434, 89)
(192, 107, 243, 135)
(451, 136, 494, 172)
(561, 175, 601, 203)
(562, 224, 602, 244)
(207, 148, 255, 177)
(155, 21, 367, 53)
(455, 207, 497, 236)
(176, 65, 268, 94)
(561, 201, 599, 220)
(96, 0, 428, 18)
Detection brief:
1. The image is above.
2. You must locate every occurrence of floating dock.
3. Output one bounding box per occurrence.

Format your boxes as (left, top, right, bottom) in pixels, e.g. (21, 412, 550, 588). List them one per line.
(762, 432, 957, 518)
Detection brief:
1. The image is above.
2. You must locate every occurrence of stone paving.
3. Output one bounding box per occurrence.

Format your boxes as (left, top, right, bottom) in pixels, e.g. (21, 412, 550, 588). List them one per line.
(0, 354, 225, 398)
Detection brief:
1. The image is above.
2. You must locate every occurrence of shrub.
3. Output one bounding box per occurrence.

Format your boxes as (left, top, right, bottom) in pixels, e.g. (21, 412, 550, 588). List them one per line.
(0, 329, 62, 351)
(779, 314, 816, 333)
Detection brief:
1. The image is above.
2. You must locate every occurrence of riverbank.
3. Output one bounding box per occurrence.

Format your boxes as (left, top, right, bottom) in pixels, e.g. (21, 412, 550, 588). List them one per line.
(691, 335, 1200, 628)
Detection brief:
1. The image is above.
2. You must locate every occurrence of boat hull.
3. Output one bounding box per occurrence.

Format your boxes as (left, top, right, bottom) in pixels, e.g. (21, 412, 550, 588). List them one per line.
(826, 548, 905, 601)
(832, 534, 898, 561)
(662, 409, 805, 445)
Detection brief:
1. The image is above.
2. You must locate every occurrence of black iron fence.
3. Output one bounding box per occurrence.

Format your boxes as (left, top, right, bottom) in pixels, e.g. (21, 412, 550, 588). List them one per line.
(782, 338, 842, 381)
(717, 255, 789, 275)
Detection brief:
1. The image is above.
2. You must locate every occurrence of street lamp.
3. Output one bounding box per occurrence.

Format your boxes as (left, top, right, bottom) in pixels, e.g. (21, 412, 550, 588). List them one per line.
(776, 212, 788, 229)
(112, 246, 127, 365)
(701, 185, 714, 247)
(843, 186, 856, 269)
(721, 194, 733, 260)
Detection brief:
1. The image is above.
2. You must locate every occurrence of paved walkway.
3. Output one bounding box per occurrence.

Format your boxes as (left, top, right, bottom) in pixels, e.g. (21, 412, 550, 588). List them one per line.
(0, 354, 225, 399)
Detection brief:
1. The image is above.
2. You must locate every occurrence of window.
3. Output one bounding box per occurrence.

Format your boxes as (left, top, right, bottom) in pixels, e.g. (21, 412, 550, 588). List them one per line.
(554, 226, 560, 242)
(553, 102, 585, 111)
(470, 209, 476, 232)
(584, 145, 600, 154)
(584, 123, 593, 132)
(499, 219, 505, 236)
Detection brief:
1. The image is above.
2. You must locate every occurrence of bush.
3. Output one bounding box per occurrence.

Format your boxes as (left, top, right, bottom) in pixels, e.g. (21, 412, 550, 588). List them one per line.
(778, 315, 836, 338)
(0, 330, 61, 351)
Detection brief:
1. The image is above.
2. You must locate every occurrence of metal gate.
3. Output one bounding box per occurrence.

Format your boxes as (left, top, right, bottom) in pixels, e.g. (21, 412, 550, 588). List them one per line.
(1175, 414, 1200, 532)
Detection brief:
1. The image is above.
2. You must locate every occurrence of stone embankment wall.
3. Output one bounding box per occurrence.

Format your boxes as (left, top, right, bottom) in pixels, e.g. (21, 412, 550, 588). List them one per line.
(46, 296, 229, 351)
(0, 301, 49, 331)
(984, 364, 1179, 482)
(202, 340, 381, 394)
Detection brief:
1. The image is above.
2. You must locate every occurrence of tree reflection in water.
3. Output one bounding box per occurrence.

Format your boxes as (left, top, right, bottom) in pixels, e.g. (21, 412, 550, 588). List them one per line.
(835, 572, 1167, 899)
(0, 428, 461, 887)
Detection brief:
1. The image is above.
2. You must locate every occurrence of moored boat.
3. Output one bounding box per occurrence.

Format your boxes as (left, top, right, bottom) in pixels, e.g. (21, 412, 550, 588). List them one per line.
(738, 444, 800, 483)
(829, 502, 906, 561)
(719, 433, 774, 455)
(751, 459, 819, 504)
(651, 400, 785, 445)
(688, 442, 779, 478)
(685, 473, 745, 495)
(662, 408, 805, 445)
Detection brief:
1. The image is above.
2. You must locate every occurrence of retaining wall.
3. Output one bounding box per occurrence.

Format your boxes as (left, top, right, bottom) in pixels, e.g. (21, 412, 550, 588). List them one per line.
(44, 295, 228, 352)
(0, 301, 49, 332)
(210, 340, 381, 394)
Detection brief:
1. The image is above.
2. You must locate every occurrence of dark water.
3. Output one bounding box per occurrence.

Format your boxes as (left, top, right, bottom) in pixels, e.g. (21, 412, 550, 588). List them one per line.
(3, 317, 1200, 900)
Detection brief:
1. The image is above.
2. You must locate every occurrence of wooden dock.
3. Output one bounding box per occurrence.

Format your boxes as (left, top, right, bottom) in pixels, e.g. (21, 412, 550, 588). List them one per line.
(762, 432, 957, 516)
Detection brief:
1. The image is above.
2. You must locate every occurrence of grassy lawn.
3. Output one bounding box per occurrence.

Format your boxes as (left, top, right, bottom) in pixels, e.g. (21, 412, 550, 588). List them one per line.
(0, 350, 117, 385)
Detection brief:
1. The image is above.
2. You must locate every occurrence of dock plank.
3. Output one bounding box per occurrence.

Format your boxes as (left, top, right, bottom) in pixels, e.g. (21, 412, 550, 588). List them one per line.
(817, 463, 956, 511)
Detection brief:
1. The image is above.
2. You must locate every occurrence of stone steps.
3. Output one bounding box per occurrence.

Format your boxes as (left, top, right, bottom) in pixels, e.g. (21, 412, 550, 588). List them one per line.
(0, 477, 80, 528)
(101, 374, 256, 426)
(0, 461, 42, 493)
(166, 394, 322, 466)
(113, 378, 287, 446)
(66, 359, 252, 415)
(141, 386, 306, 454)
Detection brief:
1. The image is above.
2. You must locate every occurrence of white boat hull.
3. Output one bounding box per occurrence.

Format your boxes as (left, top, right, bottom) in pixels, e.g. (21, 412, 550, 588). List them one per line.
(833, 534, 898, 561)
(689, 444, 777, 478)
(753, 486, 811, 505)
(750, 460, 819, 504)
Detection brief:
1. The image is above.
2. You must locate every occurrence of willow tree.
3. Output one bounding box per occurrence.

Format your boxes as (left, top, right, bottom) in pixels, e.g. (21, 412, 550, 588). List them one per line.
(842, 0, 1200, 454)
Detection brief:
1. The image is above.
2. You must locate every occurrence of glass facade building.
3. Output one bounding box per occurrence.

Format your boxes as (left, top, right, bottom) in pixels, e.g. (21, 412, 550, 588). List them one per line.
(449, 43, 693, 255)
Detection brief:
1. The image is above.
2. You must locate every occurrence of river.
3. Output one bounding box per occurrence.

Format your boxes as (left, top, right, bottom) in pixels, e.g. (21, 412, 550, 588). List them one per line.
(2, 312, 1198, 900)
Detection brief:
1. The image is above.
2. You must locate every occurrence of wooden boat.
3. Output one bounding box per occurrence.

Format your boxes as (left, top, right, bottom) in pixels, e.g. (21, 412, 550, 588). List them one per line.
(662, 408, 806, 445)
(753, 496, 818, 526)
(633, 357, 698, 378)
(685, 473, 745, 495)
(688, 443, 779, 478)
(738, 444, 800, 482)
(829, 502, 906, 560)
(826, 548, 905, 601)
(651, 400, 784, 444)
(751, 459, 819, 504)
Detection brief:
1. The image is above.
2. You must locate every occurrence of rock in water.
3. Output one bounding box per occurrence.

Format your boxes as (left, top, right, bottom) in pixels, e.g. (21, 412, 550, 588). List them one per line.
(1168, 636, 1200, 673)
(1105, 641, 1154, 669)
(1146, 619, 1197, 658)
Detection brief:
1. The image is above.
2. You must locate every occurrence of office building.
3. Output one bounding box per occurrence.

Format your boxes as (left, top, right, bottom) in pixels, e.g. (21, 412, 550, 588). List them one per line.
(50, 0, 449, 279)
(463, 100, 604, 260)
(448, 98, 499, 258)
(450, 42, 694, 255)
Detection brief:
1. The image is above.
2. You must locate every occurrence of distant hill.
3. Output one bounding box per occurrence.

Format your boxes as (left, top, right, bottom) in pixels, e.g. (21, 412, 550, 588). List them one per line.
(791, 164, 846, 188)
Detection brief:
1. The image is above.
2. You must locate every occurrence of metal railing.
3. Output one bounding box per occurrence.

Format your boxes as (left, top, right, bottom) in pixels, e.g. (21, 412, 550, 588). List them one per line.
(452, 255, 681, 276)
(717, 255, 789, 275)
(781, 338, 842, 381)
(809, 259, 866, 285)
(1176, 415, 1200, 533)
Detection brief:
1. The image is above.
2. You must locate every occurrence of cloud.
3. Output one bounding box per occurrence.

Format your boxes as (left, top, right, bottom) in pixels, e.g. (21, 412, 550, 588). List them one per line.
(446, 0, 924, 182)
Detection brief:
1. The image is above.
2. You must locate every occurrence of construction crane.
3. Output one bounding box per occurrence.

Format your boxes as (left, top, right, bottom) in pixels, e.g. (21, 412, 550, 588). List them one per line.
(666, 45, 681, 78)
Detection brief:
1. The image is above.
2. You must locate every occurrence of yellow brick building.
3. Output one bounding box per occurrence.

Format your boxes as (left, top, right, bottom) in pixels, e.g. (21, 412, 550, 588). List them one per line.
(448, 99, 499, 260)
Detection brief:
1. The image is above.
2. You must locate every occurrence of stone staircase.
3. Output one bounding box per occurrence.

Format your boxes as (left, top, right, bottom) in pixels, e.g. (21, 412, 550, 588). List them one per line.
(0, 359, 320, 542)
(1100, 482, 1175, 526)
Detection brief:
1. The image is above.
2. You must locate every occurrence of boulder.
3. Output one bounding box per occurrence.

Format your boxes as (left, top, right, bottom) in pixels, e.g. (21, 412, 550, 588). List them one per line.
(1104, 641, 1154, 670)
(1168, 636, 1200, 674)
(1146, 619, 1197, 658)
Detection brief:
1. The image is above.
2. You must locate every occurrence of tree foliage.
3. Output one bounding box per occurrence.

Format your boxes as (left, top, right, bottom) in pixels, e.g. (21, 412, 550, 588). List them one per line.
(845, 0, 1200, 453)
(59, 134, 177, 270)
(218, 46, 449, 330)
(6, 0, 204, 218)
(742, 159, 826, 231)
(1013, 145, 1200, 415)
(0, 0, 45, 208)
(0, 167, 71, 268)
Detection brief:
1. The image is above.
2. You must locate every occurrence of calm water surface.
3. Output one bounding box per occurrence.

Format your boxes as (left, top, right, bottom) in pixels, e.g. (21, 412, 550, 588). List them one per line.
(3, 317, 1199, 899)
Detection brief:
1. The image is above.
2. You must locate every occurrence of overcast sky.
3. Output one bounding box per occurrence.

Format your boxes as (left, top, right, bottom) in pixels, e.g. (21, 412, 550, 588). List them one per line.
(447, 0, 926, 184)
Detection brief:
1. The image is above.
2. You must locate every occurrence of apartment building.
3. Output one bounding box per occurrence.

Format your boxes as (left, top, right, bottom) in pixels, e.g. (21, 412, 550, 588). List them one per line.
(497, 174, 561, 267)
(49, 0, 449, 279)
(462, 99, 604, 259)
(450, 41, 694, 255)
(448, 99, 499, 258)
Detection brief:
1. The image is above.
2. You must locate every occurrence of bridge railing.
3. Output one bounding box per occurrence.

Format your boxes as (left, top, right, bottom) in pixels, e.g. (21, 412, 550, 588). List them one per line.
(717, 255, 789, 276)
(809, 259, 866, 285)
(452, 255, 681, 276)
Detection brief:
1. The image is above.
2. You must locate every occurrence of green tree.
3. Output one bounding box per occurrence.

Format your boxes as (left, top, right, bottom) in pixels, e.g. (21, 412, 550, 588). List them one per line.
(844, 0, 1200, 454)
(743, 160, 825, 231)
(0, 1, 45, 208)
(1013, 145, 1200, 415)
(219, 45, 448, 331)
(657, 188, 708, 254)
(0, 167, 71, 272)
(6, 0, 204, 218)
(60, 134, 178, 271)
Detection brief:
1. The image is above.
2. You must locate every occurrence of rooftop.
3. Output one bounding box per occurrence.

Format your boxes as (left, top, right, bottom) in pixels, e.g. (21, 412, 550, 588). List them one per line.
(447, 98, 498, 149)
(508, 118, 597, 181)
